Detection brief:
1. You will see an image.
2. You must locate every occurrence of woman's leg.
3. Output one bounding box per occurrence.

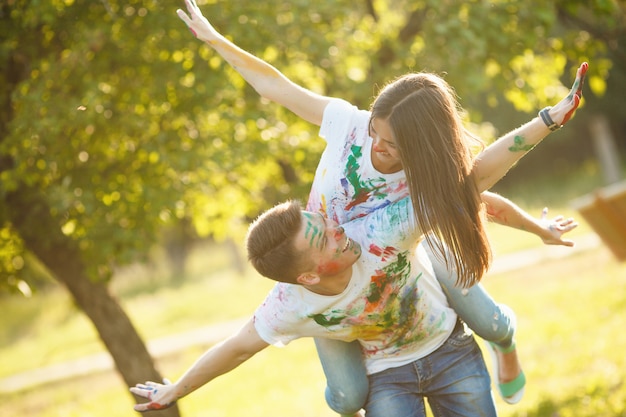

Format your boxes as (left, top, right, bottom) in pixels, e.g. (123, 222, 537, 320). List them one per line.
(422, 240, 525, 403)
(314, 337, 368, 416)
(422, 240, 514, 346)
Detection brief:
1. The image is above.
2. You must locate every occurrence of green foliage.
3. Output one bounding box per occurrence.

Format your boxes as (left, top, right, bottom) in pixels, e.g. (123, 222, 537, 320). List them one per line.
(1, 0, 623, 291)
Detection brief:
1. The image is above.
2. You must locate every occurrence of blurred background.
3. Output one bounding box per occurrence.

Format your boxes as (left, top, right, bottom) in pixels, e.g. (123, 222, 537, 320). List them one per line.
(1, 1, 625, 416)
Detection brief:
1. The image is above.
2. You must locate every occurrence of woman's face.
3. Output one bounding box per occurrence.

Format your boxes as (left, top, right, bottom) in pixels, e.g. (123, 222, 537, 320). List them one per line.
(369, 117, 402, 174)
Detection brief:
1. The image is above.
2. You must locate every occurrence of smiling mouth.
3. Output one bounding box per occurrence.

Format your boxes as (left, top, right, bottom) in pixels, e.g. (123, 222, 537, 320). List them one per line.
(342, 238, 352, 252)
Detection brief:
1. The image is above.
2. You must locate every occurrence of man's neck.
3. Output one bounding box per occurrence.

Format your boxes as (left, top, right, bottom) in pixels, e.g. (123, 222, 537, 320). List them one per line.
(304, 268, 353, 296)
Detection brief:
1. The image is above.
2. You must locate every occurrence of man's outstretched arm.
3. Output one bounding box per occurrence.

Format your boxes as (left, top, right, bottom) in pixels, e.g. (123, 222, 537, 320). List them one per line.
(130, 317, 269, 412)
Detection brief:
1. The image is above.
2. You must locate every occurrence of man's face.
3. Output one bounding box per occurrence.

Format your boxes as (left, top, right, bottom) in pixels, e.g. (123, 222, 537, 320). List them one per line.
(295, 212, 362, 277)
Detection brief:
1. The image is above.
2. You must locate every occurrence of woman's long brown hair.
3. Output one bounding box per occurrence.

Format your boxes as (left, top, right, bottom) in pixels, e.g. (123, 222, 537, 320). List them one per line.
(371, 73, 491, 288)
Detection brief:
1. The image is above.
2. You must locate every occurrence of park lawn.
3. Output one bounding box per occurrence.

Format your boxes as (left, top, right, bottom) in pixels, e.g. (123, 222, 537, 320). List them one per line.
(483, 245, 626, 416)
(2, 163, 624, 416)
(2, 241, 625, 417)
(0, 199, 594, 377)
(0, 161, 605, 379)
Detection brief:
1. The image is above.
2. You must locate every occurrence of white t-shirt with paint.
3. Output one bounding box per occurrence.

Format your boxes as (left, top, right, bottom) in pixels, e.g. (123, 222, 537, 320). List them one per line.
(307, 98, 409, 223)
(254, 198, 457, 375)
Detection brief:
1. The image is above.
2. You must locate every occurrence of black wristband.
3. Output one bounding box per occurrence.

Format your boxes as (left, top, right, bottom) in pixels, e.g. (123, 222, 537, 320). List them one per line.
(539, 107, 561, 131)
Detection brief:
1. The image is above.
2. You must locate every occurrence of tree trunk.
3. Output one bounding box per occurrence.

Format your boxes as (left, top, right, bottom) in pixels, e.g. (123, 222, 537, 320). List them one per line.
(6, 188, 181, 417)
(589, 114, 623, 185)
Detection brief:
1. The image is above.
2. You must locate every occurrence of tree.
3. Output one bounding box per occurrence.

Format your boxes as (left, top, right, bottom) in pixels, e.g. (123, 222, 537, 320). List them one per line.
(1, 0, 622, 415)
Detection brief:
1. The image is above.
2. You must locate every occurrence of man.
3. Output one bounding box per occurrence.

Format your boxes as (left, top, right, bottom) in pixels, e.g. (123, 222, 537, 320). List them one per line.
(131, 197, 496, 416)
(131, 2, 587, 414)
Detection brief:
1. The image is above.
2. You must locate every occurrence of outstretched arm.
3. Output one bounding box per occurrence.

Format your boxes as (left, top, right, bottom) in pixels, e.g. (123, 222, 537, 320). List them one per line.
(130, 318, 269, 412)
(176, 0, 331, 125)
(482, 191, 578, 247)
(473, 62, 588, 192)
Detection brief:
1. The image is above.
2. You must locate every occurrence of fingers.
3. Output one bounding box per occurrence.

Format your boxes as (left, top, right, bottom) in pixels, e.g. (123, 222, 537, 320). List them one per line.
(133, 402, 173, 413)
(557, 62, 587, 126)
(176, 8, 195, 35)
(576, 62, 588, 97)
(550, 216, 577, 230)
(177, 0, 205, 37)
(130, 381, 175, 413)
(130, 383, 155, 399)
(560, 220, 579, 232)
(186, 0, 200, 15)
(176, 7, 197, 37)
(176, 8, 189, 22)
(134, 403, 149, 412)
(568, 62, 588, 99)
(561, 94, 580, 125)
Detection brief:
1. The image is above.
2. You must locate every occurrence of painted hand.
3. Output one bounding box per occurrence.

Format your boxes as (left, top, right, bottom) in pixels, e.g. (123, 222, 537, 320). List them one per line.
(548, 62, 588, 127)
(130, 379, 177, 412)
(539, 207, 578, 247)
(176, 0, 216, 42)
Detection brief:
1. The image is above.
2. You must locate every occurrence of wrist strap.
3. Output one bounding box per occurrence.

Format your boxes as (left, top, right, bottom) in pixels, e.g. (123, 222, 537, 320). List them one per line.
(539, 107, 561, 131)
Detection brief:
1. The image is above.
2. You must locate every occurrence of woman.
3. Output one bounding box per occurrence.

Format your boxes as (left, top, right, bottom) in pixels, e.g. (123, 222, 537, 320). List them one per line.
(177, 0, 585, 414)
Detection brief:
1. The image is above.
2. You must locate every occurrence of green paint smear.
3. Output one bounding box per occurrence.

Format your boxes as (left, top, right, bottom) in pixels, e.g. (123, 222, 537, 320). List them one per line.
(310, 312, 347, 327)
(508, 134, 535, 152)
(345, 145, 389, 208)
(303, 213, 322, 248)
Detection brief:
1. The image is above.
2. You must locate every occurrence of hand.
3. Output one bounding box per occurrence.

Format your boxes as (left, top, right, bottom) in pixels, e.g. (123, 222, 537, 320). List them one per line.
(548, 62, 588, 127)
(130, 379, 177, 412)
(538, 207, 578, 247)
(176, 0, 218, 42)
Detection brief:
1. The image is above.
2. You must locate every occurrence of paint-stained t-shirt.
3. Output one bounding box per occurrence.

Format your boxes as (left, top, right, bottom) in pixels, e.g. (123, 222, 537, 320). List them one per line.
(253, 198, 457, 375)
(307, 98, 409, 223)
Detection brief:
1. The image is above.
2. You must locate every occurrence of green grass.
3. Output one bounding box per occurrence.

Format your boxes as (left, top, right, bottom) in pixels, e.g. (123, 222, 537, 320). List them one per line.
(2, 163, 625, 416)
(484, 246, 626, 416)
(2, 243, 625, 417)
(0, 242, 276, 379)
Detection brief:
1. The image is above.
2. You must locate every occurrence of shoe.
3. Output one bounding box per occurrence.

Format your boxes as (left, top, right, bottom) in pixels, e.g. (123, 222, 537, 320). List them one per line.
(486, 341, 526, 404)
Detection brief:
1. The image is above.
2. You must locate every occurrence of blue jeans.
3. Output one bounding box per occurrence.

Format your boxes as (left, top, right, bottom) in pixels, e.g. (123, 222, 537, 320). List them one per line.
(423, 243, 516, 349)
(314, 338, 368, 416)
(314, 241, 515, 414)
(365, 320, 496, 417)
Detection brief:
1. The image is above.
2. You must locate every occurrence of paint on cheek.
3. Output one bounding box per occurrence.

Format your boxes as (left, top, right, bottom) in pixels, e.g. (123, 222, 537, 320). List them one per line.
(316, 260, 343, 275)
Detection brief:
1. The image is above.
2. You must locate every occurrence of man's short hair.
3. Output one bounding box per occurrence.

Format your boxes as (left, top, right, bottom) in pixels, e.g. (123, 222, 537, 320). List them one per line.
(245, 200, 311, 283)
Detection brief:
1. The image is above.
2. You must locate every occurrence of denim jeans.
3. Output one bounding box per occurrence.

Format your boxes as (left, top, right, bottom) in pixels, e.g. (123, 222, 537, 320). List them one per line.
(423, 243, 516, 349)
(314, 241, 514, 414)
(314, 338, 368, 416)
(365, 320, 496, 417)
